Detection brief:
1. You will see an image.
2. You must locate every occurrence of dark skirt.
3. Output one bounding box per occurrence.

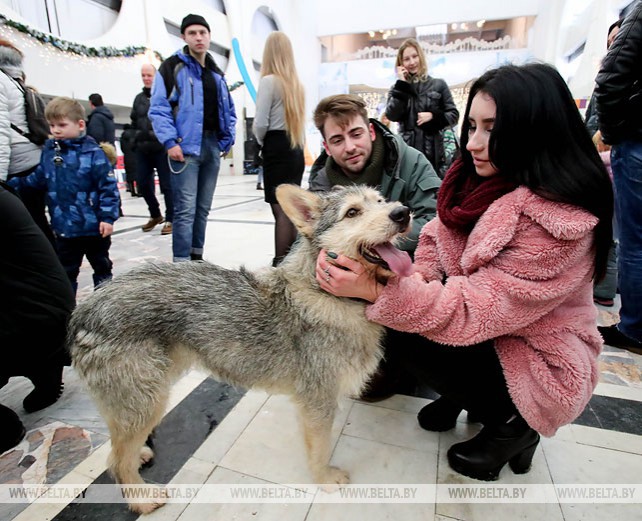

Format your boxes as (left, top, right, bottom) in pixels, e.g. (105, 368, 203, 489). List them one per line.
(262, 130, 304, 204)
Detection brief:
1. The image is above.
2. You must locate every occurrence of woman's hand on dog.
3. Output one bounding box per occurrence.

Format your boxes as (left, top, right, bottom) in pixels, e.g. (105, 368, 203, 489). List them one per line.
(316, 250, 383, 303)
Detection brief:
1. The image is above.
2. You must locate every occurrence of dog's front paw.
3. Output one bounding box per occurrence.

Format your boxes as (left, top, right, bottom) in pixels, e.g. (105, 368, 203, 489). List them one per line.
(317, 466, 350, 492)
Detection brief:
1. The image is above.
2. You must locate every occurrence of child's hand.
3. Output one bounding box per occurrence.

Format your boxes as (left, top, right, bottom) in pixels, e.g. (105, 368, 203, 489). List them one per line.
(99, 222, 113, 237)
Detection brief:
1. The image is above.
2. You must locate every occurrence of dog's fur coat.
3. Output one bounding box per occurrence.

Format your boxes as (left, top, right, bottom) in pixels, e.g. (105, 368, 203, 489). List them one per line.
(68, 184, 411, 514)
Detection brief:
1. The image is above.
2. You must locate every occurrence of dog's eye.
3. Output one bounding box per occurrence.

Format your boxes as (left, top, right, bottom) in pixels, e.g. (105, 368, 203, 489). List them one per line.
(346, 208, 360, 218)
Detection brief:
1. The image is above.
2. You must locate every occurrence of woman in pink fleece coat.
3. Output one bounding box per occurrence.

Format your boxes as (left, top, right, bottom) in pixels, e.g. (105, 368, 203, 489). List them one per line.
(316, 63, 613, 482)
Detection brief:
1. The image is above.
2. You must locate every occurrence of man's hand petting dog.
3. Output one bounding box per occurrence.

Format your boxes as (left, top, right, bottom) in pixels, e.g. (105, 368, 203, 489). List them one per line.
(316, 249, 384, 303)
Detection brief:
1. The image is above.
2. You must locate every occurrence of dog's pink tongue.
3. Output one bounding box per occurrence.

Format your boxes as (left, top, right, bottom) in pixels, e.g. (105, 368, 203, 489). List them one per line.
(374, 243, 413, 277)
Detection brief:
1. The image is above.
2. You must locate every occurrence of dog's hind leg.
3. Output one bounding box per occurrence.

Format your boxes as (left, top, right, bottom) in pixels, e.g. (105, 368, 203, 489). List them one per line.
(297, 402, 350, 490)
(106, 391, 169, 514)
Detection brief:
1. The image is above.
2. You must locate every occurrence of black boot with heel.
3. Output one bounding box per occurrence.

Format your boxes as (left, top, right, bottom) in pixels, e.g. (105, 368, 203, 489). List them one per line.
(447, 415, 540, 481)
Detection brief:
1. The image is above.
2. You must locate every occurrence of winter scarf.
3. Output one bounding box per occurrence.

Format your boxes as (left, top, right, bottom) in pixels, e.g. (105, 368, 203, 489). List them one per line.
(437, 158, 517, 231)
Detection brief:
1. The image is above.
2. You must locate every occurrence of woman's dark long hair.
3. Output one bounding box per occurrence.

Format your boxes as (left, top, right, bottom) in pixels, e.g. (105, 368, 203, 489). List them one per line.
(459, 63, 613, 280)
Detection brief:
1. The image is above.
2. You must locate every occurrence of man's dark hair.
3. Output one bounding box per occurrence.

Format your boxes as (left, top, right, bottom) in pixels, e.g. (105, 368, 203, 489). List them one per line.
(89, 93, 104, 106)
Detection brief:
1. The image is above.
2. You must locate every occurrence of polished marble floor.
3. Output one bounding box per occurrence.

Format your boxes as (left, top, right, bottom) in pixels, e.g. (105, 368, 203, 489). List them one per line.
(1, 173, 641, 521)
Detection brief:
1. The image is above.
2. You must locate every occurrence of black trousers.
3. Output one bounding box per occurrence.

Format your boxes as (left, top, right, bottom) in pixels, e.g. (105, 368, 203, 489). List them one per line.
(136, 150, 173, 222)
(385, 329, 518, 425)
(56, 236, 112, 294)
(12, 170, 57, 249)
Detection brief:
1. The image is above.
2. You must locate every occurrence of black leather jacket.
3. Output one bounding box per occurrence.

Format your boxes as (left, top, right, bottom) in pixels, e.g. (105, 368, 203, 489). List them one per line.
(386, 75, 459, 175)
(595, 3, 642, 145)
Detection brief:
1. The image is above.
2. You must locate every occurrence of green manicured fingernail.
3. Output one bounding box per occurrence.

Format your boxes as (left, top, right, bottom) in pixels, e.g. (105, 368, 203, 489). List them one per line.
(327, 252, 338, 259)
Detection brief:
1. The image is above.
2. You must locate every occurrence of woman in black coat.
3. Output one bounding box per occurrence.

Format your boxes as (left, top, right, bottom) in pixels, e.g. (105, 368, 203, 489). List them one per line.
(386, 38, 459, 177)
(0, 182, 75, 453)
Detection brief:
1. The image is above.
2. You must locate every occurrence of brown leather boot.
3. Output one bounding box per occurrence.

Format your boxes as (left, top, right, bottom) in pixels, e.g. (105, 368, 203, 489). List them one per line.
(160, 222, 172, 235)
(142, 216, 164, 232)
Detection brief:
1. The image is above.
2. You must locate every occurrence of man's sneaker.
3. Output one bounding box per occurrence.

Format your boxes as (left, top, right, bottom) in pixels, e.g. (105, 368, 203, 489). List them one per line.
(161, 222, 172, 235)
(598, 325, 642, 355)
(142, 216, 164, 232)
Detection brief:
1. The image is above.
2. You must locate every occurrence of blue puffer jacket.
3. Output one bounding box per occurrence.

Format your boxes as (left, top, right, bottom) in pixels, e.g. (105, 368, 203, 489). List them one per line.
(149, 48, 237, 155)
(12, 136, 120, 238)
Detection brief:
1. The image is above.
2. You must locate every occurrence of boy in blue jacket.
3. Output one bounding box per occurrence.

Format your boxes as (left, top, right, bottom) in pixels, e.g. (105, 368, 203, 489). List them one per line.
(12, 97, 120, 294)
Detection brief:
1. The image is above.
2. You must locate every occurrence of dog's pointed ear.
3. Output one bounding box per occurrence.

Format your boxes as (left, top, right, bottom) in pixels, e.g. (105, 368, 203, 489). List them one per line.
(276, 185, 322, 238)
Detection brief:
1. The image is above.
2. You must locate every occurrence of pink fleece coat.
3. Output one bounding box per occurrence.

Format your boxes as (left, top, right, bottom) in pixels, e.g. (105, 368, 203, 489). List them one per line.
(367, 186, 602, 436)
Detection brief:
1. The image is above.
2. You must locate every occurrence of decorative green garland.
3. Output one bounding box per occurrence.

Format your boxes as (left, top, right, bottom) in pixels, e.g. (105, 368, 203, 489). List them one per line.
(0, 13, 163, 60)
(0, 14, 245, 92)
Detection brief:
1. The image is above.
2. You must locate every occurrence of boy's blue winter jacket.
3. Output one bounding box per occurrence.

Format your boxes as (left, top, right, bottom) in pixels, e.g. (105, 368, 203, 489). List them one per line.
(12, 136, 120, 238)
(149, 48, 237, 155)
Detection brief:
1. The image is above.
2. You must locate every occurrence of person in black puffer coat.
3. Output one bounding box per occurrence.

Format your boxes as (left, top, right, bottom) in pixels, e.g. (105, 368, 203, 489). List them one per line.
(131, 64, 173, 234)
(87, 93, 115, 146)
(386, 38, 459, 177)
(0, 181, 75, 454)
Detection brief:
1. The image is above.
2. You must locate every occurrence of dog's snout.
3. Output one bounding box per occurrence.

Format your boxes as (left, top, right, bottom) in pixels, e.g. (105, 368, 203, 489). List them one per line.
(389, 206, 410, 227)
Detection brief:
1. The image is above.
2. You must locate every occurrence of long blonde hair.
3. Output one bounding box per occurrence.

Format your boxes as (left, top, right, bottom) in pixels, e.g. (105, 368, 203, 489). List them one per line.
(260, 31, 305, 148)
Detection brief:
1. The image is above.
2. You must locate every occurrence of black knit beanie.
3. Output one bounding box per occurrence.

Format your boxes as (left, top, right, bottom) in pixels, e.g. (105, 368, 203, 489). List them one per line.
(180, 14, 210, 34)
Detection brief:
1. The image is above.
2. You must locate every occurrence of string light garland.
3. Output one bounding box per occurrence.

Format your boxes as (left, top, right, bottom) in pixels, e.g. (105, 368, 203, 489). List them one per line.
(0, 14, 163, 60)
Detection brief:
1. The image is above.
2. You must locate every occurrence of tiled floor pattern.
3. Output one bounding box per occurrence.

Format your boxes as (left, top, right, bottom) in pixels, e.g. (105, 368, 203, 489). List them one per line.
(1, 174, 640, 521)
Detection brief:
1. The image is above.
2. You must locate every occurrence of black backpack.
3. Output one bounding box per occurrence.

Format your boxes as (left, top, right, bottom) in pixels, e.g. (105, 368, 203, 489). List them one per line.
(3, 71, 49, 146)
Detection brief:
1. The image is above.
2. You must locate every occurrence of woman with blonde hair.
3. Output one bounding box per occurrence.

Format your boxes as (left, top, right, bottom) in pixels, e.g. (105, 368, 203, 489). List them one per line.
(386, 38, 459, 177)
(253, 31, 306, 266)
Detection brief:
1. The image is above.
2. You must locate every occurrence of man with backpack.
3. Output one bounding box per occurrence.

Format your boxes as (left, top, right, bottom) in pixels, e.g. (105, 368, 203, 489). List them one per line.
(0, 37, 55, 246)
(148, 13, 236, 262)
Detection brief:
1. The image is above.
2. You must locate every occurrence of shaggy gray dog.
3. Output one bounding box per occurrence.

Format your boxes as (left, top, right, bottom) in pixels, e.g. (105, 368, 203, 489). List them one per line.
(69, 185, 412, 514)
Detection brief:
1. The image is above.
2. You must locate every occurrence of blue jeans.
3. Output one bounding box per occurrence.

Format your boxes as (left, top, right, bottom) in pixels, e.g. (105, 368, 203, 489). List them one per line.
(136, 149, 173, 222)
(169, 132, 220, 262)
(611, 140, 642, 342)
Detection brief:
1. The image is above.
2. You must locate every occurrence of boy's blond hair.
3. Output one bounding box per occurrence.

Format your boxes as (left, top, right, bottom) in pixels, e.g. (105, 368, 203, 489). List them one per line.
(45, 96, 86, 123)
